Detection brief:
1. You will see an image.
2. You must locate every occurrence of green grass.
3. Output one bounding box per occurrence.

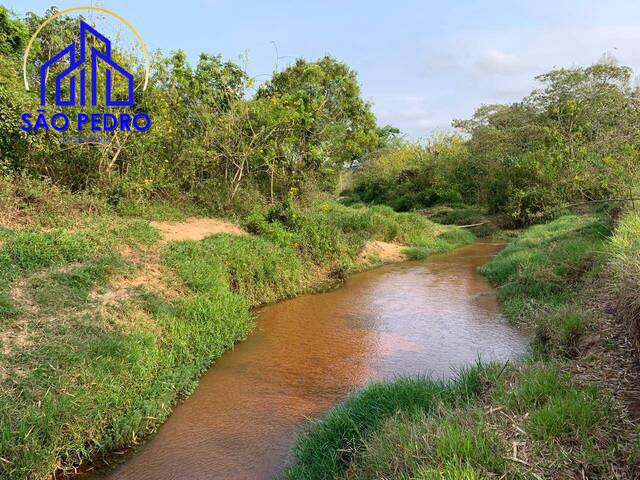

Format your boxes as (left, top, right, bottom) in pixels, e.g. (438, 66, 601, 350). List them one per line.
(345, 409, 505, 480)
(414, 462, 484, 480)
(479, 214, 609, 321)
(286, 367, 487, 480)
(401, 229, 474, 261)
(286, 212, 634, 479)
(0, 228, 93, 324)
(1, 289, 253, 480)
(288, 361, 622, 480)
(496, 367, 568, 410)
(526, 385, 605, 442)
(163, 234, 306, 305)
(0, 196, 472, 480)
(0, 228, 91, 277)
(0, 237, 252, 479)
(28, 255, 124, 313)
(0, 226, 13, 240)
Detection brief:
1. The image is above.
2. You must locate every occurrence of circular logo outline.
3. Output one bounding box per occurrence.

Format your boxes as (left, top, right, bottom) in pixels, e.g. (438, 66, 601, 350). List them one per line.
(22, 6, 150, 93)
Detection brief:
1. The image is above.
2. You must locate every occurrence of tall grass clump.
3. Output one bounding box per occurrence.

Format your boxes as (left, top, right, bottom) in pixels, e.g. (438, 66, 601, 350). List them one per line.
(345, 409, 505, 480)
(608, 209, 640, 348)
(163, 234, 306, 305)
(479, 215, 609, 321)
(286, 367, 486, 480)
(423, 204, 488, 226)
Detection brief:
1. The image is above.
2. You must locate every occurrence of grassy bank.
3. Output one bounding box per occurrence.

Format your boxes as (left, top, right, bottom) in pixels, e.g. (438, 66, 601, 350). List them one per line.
(286, 213, 639, 479)
(0, 178, 473, 479)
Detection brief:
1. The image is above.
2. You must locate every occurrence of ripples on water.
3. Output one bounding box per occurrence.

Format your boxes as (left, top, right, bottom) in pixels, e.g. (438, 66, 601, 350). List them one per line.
(104, 241, 529, 480)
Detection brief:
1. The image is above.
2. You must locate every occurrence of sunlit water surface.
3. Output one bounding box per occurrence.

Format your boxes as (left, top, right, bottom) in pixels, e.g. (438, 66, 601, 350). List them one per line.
(104, 241, 529, 480)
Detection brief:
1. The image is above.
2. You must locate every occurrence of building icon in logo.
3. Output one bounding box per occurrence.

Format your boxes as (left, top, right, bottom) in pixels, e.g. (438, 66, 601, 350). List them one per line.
(40, 20, 134, 107)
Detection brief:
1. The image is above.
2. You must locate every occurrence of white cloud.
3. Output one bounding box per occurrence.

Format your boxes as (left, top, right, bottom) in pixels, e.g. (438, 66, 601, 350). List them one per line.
(371, 94, 456, 137)
(394, 23, 640, 138)
(474, 48, 530, 75)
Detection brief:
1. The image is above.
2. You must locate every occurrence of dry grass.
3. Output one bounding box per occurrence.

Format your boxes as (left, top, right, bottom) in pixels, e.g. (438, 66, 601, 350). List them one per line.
(609, 209, 640, 353)
(615, 262, 640, 353)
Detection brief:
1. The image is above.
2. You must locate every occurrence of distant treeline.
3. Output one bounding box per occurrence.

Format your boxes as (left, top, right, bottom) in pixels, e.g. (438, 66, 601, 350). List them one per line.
(346, 62, 640, 225)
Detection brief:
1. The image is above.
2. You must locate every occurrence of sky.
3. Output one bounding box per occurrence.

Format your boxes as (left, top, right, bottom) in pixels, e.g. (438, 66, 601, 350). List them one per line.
(7, 0, 640, 139)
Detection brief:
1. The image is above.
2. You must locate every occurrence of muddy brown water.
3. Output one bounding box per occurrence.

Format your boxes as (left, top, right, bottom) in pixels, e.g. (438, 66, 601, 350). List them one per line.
(103, 241, 529, 480)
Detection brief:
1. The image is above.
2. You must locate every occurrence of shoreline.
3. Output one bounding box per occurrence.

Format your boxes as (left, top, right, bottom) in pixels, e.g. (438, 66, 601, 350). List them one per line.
(285, 213, 640, 479)
(0, 200, 474, 480)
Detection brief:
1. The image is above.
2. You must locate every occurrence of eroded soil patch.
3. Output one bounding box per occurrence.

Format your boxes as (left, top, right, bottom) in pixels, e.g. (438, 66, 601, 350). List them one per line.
(149, 218, 246, 242)
(358, 240, 407, 264)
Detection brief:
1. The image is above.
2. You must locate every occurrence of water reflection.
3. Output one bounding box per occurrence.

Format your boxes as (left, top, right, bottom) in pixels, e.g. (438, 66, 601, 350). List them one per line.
(105, 241, 528, 480)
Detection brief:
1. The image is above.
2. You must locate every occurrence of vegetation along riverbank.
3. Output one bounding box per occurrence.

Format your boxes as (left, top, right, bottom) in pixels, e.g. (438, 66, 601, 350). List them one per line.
(284, 38, 640, 480)
(287, 212, 640, 479)
(0, 176, 473, 479)
(2, 4, 640, 479)
(285, 67, 640, 480)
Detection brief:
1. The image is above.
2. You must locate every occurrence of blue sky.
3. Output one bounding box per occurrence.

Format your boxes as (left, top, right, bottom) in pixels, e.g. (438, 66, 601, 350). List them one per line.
(8, 1, 640, 138)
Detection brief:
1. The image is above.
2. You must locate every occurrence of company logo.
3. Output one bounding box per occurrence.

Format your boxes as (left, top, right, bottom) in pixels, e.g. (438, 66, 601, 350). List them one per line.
(21, 7, 151, 137)
(41, 20, 134, 107)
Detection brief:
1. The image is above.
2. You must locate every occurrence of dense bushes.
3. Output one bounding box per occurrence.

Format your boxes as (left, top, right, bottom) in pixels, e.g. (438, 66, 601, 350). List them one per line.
(346, 63, 640, 226)
(345, 138, 468, 212)
(0, 7, 381, 211)
(5, 6, 640, 226)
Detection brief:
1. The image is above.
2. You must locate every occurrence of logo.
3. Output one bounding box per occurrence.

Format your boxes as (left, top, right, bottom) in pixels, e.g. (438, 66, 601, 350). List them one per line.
(20, 7, 151, 138)
(41, 20, 134, 107)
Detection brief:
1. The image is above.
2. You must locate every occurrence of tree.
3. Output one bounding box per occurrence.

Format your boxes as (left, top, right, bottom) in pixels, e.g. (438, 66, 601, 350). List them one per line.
(257, 56, 379, 191)
(453, 62, 640, 224)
